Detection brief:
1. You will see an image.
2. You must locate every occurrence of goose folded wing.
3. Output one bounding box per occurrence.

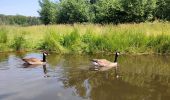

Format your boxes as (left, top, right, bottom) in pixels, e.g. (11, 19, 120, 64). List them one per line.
(94, 59, 111, 67)
(22, 58, 41, 62)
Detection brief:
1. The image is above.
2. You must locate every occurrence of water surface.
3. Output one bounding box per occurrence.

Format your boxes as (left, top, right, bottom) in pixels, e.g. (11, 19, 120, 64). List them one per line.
(0, 53, 170, 100)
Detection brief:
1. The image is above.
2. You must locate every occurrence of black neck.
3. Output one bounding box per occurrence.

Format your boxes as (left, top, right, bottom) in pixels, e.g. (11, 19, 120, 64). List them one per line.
(114, 54, 118, 62)
(43, 53, 46, 62)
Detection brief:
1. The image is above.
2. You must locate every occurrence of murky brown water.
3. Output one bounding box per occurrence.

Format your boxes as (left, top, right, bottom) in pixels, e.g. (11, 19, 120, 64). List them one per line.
(0, 52, 170, 100)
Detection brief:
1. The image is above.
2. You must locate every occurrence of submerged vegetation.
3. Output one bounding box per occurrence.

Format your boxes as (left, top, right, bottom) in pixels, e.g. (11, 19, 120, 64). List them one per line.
(0, 22, 170, 54)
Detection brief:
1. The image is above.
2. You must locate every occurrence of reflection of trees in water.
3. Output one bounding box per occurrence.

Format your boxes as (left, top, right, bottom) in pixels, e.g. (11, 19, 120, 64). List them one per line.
(119, 55, 170, 100)
(0, 53, 25, 70)
(0, 53, 9, 61)
(120, 55, 170, 87)
(46, 54, 64, 67)
(60, 68, 153, 100)
(58, 55, 170, 100)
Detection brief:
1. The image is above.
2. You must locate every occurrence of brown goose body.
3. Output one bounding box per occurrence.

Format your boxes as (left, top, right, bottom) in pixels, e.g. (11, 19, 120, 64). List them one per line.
(92, 52, 120, 68)
(22, 52, 48, 65)
(22, 58, 44, 65)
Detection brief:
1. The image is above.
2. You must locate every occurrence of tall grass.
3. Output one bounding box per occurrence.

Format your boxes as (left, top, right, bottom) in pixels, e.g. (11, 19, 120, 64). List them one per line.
(38, 29, 66, 53)
(10, 32, 26, 51)
(0, 22, 170, 54)
(0, 28, 8, 51)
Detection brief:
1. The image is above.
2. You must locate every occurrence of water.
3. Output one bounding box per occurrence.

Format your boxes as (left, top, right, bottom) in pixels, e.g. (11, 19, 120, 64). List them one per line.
(0, 52, 170, 100)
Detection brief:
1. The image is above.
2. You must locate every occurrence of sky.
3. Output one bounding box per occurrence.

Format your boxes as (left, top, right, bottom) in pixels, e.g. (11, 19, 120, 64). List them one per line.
(0, 0, 44, 17)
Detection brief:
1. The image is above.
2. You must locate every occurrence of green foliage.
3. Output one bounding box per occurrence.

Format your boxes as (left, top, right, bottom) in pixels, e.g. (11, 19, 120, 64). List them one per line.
(144, 0, 156, 21)
(0, 28, 7, 43)
(82, 29, 98, 53)
(0, 28, 8, 51)
(62, 28, 86, 53)
(0, 14, 41, 26)
(1, 23, 170, 54)
(119, 0, 145, 22)
(11, 33, 26, 51)
(37, 0, 170, 24)
(1, 0, 170, 25)
(155, 0, 170, 20)
(57, 0, 89, 24)
(38, 0, 57, 25)
(38, 29, 66, 53)
(147, 34, 170, 53)
(94, 0, 119, 23)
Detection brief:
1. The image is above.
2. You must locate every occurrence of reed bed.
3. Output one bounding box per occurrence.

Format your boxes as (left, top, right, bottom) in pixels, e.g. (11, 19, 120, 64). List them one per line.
(0, 22, 170, 54)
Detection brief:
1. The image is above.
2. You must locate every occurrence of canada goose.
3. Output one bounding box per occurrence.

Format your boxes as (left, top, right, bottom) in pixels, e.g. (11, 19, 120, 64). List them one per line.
(91, 52, 120, 68)
(22, 52, 48, 65)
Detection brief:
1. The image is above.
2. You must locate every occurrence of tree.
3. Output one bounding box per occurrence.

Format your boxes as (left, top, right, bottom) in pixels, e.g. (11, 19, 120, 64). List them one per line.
(144, 0, 156, 21)
(38, 0, 57, 25)
(89, 0, 98, 4)
(156, 0, 170, 20)
(57, 0, 89, 24)
(93, 0, 127, 24)
(0, 14, 41, 26)
(119, 0, 146, 22)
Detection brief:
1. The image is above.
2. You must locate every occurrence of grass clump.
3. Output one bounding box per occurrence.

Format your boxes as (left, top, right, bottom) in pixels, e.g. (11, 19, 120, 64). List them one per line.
(10, 32, 26, 51)
(0, 28, 7, 43)
(147, 34, 170, 53)
(38, 29, 66, 53)
(62, 28, 86, 53)
(0, 28, 8, 51)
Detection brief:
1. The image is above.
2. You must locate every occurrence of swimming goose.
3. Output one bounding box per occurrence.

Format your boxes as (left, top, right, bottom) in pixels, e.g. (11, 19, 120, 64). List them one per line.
(22, 52, 48, 65)
(91, 52, 120, 68)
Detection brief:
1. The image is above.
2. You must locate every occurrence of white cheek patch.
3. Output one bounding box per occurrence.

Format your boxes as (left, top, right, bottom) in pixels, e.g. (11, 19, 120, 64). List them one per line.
(44, 53, 47, 56)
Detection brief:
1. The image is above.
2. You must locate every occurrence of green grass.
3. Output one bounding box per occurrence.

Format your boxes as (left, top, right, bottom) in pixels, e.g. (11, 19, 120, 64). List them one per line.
(0, 22, 170, 54)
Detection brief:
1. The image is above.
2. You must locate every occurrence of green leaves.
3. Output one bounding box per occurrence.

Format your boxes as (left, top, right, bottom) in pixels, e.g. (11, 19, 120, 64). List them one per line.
(38, 0, 57, 25)
(38, 0, 170, 24)
(155, 0, 170, 20)
(57, 0, 89, 24)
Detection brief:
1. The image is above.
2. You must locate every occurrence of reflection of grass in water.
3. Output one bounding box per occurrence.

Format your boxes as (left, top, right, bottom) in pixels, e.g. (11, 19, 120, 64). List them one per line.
(45, 54, 170, 99)
(61, 54, 170, 88)
(1, 22, 170, 54)
(119, 55, 170, 87)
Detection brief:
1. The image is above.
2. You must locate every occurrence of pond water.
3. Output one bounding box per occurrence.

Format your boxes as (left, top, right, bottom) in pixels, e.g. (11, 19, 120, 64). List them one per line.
(0, 52, 170, 100)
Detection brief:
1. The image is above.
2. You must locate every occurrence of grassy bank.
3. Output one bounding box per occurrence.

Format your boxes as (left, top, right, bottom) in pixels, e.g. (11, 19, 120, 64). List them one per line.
(0, 22, 170, 54)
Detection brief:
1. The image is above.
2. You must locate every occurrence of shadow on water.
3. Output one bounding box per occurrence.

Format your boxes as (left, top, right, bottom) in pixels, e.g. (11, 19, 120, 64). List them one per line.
(0, 53, 170, 100)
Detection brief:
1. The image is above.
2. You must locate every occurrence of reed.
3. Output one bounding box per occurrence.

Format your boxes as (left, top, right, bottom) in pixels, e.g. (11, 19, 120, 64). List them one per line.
(0, 22, 170, 54)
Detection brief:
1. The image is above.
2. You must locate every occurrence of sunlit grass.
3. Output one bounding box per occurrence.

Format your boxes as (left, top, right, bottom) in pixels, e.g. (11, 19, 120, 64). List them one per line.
(0, 22, 170, 54)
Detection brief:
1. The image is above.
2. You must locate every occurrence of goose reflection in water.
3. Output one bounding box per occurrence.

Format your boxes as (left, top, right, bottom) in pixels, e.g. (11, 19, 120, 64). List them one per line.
(89, 65, 121, 79)
(22, 63, 41, 68)
(22, 63, 49, 77)
(43, 64, 51, 78)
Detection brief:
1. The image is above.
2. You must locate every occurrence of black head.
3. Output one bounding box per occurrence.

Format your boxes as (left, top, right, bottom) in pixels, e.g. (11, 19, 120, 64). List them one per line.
(42, 51, 48, 62)
(115, 52, 120, 56)
(114, 52, 120, 62)
(43, 51, 48, 56)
